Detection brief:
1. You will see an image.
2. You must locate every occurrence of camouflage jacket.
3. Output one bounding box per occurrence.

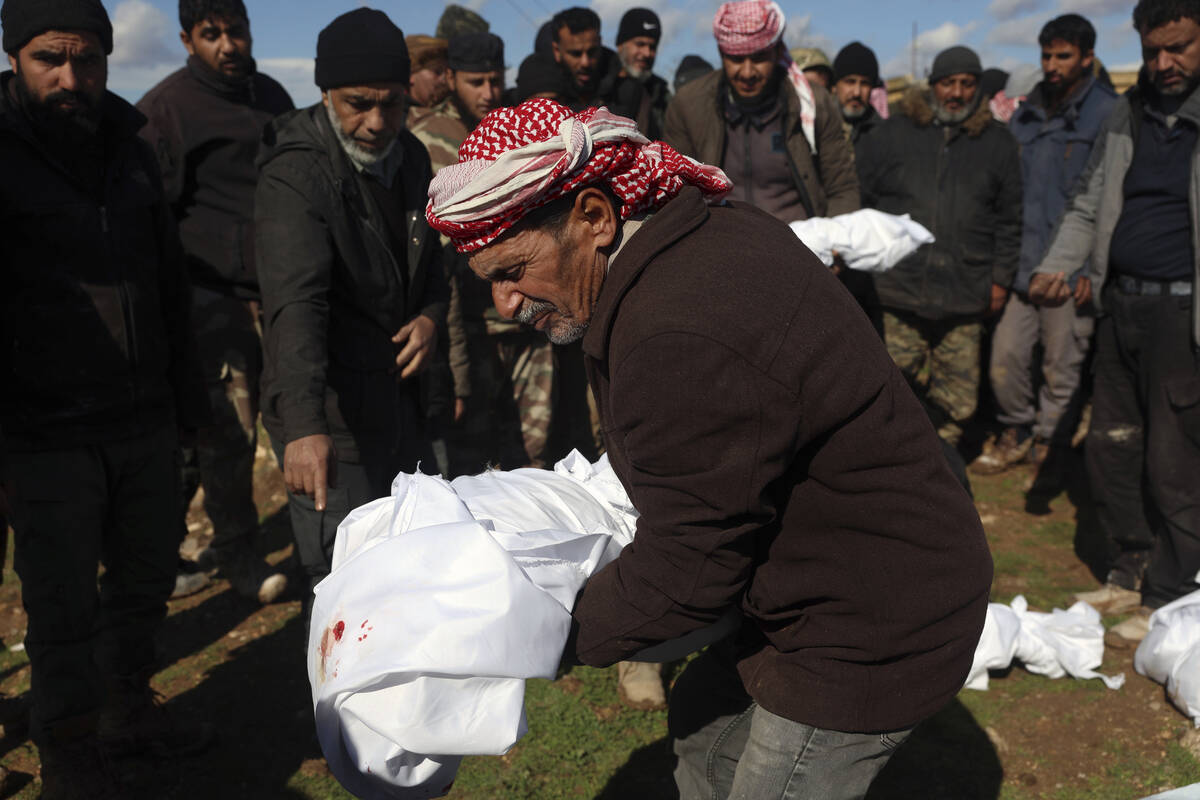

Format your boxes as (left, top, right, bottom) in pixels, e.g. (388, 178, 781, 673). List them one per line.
(408, 98, 470, 175)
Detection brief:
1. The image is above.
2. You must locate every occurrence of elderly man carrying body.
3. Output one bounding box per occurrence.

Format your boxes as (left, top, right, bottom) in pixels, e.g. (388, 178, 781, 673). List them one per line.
(427, 99, 992, 800)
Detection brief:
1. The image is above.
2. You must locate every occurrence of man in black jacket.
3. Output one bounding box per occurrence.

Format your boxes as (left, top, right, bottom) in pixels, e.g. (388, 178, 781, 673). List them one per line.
(608, 8, 670, 139)
(255, 8, 448, 627)
(0, 0, 211, 794)
(138, 0, 293, 605)
(858, 45, 1022, 448)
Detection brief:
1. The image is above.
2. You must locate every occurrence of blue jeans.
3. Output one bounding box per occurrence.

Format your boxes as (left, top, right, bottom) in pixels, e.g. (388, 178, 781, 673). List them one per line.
(670, 643, 910, 800)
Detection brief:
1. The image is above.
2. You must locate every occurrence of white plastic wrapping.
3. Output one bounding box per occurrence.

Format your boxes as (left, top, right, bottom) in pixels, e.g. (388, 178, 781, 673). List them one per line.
(788, 209, 935, 273)
(1134, 588, 1200, 727)
(308, 452, 638, 799)
(965, 595, 1125, 691)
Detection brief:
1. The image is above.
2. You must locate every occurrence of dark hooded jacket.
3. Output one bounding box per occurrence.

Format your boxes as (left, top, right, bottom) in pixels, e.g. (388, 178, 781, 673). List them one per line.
(137, 56, 294, 301)
(858, 88, 1022, 319)
(255, 105, 448, 461)
(0, 73, 208, 451)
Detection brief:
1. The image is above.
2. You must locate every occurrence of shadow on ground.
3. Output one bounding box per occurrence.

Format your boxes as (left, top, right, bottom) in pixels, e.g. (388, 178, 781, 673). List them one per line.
(593, 699, 1002, 800)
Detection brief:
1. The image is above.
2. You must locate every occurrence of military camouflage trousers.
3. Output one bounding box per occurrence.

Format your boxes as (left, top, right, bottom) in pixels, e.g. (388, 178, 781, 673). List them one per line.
(445, 331, 554, 475)
(179, 287, 263, 551)
(883, 310, 983, 447)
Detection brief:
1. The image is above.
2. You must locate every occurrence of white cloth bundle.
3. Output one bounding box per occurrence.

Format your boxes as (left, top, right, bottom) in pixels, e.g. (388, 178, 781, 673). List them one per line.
(308, 452, 638, 800)
(788, 209, 935, 273)
(1135, 587, 1200, 727)
(965, 595, 1125, 691)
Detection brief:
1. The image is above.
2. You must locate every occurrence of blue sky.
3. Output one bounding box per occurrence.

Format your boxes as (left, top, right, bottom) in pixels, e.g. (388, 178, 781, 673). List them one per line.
(80, 0, 1146, 107)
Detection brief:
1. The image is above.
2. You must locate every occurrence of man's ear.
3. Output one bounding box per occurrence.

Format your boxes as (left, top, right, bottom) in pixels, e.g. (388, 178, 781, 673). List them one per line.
(321, 90, 330, 108)
(552, 39, 562, 63)
(179, 29, 196, 57)
(7, 53, 17, 74)
(574, 187, 618, 249)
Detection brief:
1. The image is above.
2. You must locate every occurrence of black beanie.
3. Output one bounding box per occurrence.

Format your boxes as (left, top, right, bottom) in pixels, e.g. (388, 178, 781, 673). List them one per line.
(1, 0, 112, 55)
(448, 32, 504, 73)
(833, 42, 879, 86)
(979, 67, 1009, 98)
(929, 45, 982, 83)
(315, 8, 409, 90)
(516, 52, 569, 102)
(617, 8, 661, 45)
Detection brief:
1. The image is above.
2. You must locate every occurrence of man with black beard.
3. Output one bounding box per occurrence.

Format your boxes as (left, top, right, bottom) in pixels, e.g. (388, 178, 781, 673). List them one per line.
(0, 0, 211, 794)
(255, 8, 447, 630)
(1030, 0, 1200, 646)
(858, 45, 1022, 451)
(137, 0, 293, 605)
(974, 14, 1115, 481)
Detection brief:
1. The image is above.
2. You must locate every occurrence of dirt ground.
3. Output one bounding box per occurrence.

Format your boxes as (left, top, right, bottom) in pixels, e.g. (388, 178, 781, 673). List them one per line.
(0, 444, 1195, 799)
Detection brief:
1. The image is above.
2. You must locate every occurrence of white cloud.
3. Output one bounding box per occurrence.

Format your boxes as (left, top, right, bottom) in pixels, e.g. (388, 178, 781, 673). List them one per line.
(988, 0, 1047, 20)
(1056, 0, 1133, 17)
(257, 57, 320, 108)
(109, 0, 176, 68)
(783, 13, 836, 58)
(986, 16, 1045, 46)
(881, 21, 979, 79)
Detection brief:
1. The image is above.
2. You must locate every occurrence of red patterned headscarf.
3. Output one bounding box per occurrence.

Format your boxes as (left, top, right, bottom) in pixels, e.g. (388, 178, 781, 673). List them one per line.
(712, 0, 785, 55)
(425, 99, 732, 253)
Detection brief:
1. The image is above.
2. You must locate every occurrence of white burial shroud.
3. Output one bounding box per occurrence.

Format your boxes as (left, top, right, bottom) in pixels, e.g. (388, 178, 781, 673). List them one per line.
(788, 209, 935, 273)
(307, 452, 639, 800)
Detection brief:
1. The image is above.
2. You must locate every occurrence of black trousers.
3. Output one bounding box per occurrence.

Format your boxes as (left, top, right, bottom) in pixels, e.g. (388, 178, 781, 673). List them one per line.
(2, 426, 180, 743)
(1086, 288, 1200, 607)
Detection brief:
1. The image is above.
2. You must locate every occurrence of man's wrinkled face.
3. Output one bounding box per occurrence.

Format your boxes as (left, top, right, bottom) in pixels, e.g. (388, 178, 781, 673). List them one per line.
(8, 30, 106, 139)
(1142, 17, 1200, 97)
(835, 74, 873, 120)
(450, 69, 504, 124)
(932, 72, 979, 124)
(322, 83, 405, 166)
(553, 26, 602, 92)
(409, 62, 450, 107)
(181, 15, 252, 80)
(1041, 39, 1092, 97)
(468, 191, 615, 345)
(617, 35, 657, 80)
(721, 44, 779, 102)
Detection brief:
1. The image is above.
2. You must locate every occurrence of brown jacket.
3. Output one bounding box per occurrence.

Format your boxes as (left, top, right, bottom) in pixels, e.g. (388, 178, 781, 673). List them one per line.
(663, 69, 860, 218)
(573, 188, 992, 733)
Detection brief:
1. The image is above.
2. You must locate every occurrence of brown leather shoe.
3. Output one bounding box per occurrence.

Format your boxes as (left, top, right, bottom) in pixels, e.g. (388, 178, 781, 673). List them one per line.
(969, 427, 1033, 475)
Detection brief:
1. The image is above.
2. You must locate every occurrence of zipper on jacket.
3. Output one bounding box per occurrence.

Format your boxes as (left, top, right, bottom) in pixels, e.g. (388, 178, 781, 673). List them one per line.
(105, 193, 143, 417)
(743, 124, 754, 206)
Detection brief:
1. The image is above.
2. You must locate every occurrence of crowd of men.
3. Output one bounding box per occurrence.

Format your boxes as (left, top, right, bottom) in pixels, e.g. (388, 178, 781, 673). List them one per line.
(0, 0, 1197, 796)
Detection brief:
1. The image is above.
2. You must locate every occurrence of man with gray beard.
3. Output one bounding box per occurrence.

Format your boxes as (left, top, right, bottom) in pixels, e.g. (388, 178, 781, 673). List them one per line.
(857, 45, 1022, 450)
(606, 7, 670, 139)
(255, 8, 448, 628)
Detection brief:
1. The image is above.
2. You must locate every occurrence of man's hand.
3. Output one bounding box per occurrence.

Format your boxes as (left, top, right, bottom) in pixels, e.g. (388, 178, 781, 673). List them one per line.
(830, 249, 845, 276)
(284, 434, 336, 511)
(1073, 276, 1092, 308)
(391, 314, 438, 380)
(453, 397, 466, 424)
(989, 283, 1009, 316)
(1029, 272, 1073, 307)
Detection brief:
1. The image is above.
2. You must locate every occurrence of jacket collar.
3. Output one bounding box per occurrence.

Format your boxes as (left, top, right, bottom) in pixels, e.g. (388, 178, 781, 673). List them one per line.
(186, 54, 257, 101)
(1020, 73, 1099, 125)
(900, 85, 993, 138)
(1130, 68, 1200, 128)
(582, 187, 711, 360)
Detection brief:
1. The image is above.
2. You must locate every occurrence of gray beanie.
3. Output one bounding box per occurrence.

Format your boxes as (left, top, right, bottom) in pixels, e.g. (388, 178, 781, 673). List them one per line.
(929, 46, 982, 83)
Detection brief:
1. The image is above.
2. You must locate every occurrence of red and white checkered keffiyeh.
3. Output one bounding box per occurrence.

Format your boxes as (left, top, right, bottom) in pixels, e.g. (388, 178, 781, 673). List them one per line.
(426, 99, 732, 253)
(712, 0, 817, 154)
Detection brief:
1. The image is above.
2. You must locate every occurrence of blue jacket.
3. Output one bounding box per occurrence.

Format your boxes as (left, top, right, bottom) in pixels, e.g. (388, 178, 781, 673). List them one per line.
(1010, 74, 1117, 293)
